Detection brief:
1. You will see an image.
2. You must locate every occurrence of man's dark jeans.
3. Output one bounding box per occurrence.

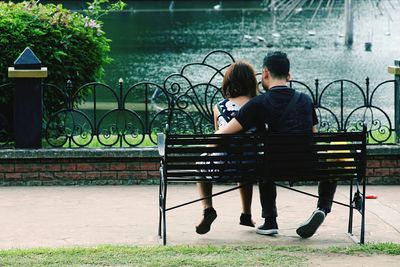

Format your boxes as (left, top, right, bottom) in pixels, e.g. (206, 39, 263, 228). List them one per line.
(259, 179, 337, 219)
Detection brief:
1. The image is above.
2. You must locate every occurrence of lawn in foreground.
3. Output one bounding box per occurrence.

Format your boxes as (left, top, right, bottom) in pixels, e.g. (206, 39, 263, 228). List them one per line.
(0, 243, 399, 267)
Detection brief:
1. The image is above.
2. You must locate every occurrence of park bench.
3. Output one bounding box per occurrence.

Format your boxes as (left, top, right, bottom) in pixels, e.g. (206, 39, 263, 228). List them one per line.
(157, 125, 367, 245)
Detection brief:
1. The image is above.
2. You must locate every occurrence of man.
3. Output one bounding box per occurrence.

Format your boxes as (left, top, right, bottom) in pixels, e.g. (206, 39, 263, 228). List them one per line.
(215, 51, 337, 238)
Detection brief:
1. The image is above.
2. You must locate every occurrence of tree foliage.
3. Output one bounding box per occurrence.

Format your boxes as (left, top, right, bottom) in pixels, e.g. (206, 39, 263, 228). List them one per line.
(0, 0, 125, 109)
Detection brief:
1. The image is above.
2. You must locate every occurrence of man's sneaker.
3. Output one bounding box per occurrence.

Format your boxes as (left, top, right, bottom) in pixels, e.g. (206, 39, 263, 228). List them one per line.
(256, 219, 278, 235)
(196, 207, 217, 235)
(296, 209, 325, 238)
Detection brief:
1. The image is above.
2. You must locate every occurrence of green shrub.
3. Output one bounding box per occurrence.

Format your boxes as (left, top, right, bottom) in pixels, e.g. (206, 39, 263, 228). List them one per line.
(0, 0, 125, 116)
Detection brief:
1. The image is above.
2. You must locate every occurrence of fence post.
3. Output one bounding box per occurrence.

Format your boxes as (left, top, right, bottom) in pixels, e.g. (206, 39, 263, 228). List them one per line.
(388, 60, 400, 143)
(8, 47, 48, 148)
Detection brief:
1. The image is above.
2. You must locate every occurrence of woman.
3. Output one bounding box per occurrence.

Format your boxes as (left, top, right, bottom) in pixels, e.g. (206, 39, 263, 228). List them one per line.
(196, 61, 259, 234)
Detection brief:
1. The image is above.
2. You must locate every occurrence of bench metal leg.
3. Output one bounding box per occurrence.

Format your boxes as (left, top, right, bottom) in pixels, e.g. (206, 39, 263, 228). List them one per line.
(347, 178, 366, 245)
(360, 177, 366, 244)
(158, 163, 168, 245)
(158, 167, 162, 237)
(162, 177, 167, 245)
(348, 179, 354, 235)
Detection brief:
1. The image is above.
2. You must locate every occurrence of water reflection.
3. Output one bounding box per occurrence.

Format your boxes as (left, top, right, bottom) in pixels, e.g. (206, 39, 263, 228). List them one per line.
(100, 0, 399, 92)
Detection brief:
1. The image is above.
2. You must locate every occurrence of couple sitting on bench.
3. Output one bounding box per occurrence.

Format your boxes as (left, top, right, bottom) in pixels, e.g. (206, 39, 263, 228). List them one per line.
(196, 51, 337, 239)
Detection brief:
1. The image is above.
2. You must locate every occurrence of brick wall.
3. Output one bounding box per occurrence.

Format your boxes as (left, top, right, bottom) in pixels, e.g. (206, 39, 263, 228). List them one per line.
(0, 148, 161, 186)
(366, 156, 400, 184)
(0, 146, 399, 186)
(0, 158, 160, 186)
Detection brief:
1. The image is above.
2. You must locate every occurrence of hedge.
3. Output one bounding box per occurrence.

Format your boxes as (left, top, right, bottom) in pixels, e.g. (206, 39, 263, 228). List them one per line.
(0, 0, 125, 125)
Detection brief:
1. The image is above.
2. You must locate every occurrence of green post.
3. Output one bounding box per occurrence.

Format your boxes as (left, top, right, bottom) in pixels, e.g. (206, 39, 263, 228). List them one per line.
(388, 60, 400, 143)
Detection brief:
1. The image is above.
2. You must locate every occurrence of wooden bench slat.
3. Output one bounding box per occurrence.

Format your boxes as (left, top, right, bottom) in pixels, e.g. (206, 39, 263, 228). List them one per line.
(166, 163, 259, 170)
(166, 171, 259, 178)
(167, 138, 264, 146)
(315, 154, 361, 159)
(314, 144, 364, 151)
(166, 146, 264, 154)
(165, 155, 262, 162)
(312, 134, 364, 142)
(264, 143, 364, 151)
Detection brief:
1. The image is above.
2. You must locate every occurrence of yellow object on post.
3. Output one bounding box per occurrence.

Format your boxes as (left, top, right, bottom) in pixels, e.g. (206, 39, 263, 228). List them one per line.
(8, 67, 48, 78)
(388, 65, 400, 75)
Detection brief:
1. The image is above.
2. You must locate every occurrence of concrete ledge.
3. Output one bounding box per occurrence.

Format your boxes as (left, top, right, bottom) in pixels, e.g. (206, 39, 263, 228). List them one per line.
(0, 147, 159, 159)
(0, 145, 398, 159)
(367, 144, 400, 156)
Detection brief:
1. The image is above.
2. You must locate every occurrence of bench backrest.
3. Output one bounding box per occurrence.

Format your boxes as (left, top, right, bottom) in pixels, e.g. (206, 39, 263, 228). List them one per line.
(160, 128, 367, 183)
(264, 131, 366, 182)
(162, 134, 264, 182)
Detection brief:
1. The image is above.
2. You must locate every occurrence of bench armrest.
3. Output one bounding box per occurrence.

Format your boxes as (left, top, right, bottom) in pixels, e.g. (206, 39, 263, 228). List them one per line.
(157, 133, 166, 156)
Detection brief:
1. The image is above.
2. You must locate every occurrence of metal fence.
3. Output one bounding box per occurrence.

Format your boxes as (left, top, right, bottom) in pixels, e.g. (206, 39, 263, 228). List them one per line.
(0, 50, 397, 148)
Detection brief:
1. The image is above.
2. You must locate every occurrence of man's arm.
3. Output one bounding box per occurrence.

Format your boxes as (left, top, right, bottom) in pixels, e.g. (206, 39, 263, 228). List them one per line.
(215, 118, 243, 134)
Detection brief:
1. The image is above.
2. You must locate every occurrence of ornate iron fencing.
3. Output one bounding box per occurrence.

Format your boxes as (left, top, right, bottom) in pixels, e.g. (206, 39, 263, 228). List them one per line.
(0, 50, 397, 148)
(43, 50, 235, 148)
(289, 78, 396, 144)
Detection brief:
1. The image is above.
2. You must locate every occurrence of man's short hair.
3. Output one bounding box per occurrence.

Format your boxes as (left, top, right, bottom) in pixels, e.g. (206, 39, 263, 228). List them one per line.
(263, 51, 290, 79)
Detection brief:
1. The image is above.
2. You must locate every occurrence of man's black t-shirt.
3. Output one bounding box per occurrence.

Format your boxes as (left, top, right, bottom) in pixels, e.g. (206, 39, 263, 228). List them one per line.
(235, 85, 318, 134)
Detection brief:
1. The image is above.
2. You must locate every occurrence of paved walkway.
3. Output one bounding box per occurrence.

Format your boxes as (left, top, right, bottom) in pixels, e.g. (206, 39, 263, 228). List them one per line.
(0, 185, 399, 249)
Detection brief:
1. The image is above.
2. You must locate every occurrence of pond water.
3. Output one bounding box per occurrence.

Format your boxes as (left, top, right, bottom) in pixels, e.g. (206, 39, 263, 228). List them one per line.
(50, 0, 399, 128)
(95, 0, 400, 90)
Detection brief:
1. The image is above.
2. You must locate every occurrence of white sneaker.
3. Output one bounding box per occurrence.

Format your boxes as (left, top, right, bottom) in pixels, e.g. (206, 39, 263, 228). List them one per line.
(256, 220, 279, 235)
(296, 209, 325, 238)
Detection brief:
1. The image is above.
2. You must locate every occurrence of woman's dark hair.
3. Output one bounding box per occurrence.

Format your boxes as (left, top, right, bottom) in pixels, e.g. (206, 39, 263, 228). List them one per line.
(222, 61, 257, 98)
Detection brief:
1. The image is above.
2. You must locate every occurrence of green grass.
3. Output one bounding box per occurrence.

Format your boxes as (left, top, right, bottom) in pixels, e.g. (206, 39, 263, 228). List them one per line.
(45, 132, 398, 149)
(367, 130, 397, 144)
(0, 243, 399, 267)
(43, 134, 158, 148)
(327, 242, 400, 255)
(45, 130, 397, 148)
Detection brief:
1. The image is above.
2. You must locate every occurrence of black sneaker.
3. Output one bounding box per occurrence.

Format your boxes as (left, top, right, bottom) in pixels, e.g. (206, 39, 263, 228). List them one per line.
(240, 213, 255, 228)
(296, 209, 325, 238)
(196, 207, 217, 235)
(256, 219, 278, 235)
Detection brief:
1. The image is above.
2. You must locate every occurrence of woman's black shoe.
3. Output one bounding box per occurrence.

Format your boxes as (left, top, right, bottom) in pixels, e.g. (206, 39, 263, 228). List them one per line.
(196, 207, 217, 234)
